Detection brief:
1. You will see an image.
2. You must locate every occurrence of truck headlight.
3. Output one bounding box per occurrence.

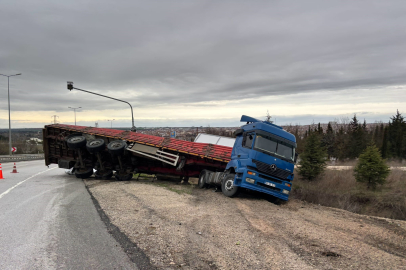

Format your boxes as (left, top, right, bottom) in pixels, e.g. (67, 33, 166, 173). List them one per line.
(245, 178, 255, 184)
(247, 171, 256, 176)
(284, 183, 291, 187)
(282, 189, 289, 195)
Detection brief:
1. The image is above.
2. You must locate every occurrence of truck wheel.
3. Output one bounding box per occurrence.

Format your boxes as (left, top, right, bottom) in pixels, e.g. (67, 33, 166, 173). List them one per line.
(86, 139, 106, 153)
(67, 136, 87, 149)
(115, 171, 133, 181)
(221, 174, 239, 197)
(75, 167, 93, 179)
(95, 170, 113, 180)
(198, 170, 208, 189)
(107, 140, 126, 156)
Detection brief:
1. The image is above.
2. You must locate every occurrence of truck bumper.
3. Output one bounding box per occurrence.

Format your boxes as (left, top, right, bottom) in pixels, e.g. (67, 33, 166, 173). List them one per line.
(234, 169, 291, 201)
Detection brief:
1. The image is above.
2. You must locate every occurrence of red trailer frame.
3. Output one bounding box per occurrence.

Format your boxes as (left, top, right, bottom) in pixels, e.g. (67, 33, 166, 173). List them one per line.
(43, 124, 233, 178)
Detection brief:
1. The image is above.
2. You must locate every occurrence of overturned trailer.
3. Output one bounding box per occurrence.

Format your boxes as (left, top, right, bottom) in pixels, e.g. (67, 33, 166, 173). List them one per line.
(43, 124, 232, 181)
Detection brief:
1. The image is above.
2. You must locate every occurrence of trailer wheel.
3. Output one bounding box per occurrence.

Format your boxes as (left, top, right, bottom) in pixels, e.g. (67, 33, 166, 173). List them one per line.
(198, 170, 208, 189)
(107, 140, 126, 156)
(95, 170, 113, 180)
(67, 136, 87, 149)
(115, 172, 133, 181)
(221, 174, 239, 197)
(75, 167, 94, 179)
(86, 139, 106, 153)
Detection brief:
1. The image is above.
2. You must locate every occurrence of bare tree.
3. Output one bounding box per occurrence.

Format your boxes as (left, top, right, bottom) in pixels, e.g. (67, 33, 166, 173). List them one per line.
(265, 110, 273, 123)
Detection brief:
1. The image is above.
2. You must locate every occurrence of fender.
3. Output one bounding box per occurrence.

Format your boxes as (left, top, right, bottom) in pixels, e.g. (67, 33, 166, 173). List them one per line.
(225, 159, 245, 174)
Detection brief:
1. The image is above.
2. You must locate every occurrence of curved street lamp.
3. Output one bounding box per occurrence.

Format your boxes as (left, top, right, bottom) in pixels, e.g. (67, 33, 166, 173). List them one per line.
(0, 73, 22, 155)
(67, 81, 136, 132)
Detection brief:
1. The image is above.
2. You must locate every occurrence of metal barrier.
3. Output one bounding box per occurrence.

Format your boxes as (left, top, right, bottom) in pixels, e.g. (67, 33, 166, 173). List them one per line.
(0, 154, 44, 163)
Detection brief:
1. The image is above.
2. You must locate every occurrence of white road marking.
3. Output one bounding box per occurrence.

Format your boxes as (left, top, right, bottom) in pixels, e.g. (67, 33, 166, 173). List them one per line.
(0, 167, 57, 200)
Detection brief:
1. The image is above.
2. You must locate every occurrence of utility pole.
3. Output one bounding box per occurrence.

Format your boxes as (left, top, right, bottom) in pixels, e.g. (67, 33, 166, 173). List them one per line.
(68, 107, 81, 125)
(51, 115, 59, 124)
(107, 119, 115, 128)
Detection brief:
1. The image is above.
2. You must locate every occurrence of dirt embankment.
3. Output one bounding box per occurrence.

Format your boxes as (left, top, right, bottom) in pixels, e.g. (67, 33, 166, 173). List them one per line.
(84, 178, 406, 270)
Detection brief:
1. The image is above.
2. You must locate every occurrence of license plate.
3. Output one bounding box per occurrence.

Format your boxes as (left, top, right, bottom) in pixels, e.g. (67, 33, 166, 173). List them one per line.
(264, 182, 275, 187)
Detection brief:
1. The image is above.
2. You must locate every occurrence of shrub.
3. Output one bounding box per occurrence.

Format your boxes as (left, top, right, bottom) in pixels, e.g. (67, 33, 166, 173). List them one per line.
(354, 144, 390, 189)
(298, 132, 327, 180)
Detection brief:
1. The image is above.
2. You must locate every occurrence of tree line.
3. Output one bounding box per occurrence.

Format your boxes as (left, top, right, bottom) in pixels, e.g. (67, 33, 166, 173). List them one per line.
(296, 110, 404, 189)
(287, 110, 405, 160)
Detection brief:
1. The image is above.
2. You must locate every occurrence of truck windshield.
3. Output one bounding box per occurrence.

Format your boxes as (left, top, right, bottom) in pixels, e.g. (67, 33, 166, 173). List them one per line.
(254, 135, 295, 162)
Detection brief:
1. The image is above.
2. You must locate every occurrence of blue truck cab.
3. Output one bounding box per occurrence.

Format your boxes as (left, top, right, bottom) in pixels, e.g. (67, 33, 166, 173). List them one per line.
(225, 115, 297, 201)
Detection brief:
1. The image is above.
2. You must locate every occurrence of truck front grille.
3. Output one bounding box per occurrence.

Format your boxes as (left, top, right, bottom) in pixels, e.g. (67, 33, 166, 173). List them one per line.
(252, 159, 291, 180)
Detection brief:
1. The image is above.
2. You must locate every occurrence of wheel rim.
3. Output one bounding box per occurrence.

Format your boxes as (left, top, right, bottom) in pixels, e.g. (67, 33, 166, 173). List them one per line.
(70, 137, 83, 143)
(110, 142, 123, 149)
(89, 140, 102, 146)
(225, 179, 234, 191)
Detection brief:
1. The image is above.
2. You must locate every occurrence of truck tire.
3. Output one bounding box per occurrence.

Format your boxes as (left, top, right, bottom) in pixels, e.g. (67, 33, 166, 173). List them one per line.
(107, 140, 126, 156)
(67, 136, 87, 149)
(115, 172, 133, 181)
(75, 167, 93, 179)
(198, 170, 208, 189)
(86, 139, 106, 153)
(221, 174, 239, 197)
(95, 170, 113, 180)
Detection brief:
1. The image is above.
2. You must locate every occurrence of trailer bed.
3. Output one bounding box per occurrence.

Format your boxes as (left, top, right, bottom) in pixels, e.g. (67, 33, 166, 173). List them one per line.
(44, 124, 233, 166)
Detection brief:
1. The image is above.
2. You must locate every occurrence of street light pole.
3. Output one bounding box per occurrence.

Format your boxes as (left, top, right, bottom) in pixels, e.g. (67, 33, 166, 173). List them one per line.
(68, 107, 81, 125)
(107, 119, 115, 128)
(0, 73, 22, 155)
(67, 81, 136, 132)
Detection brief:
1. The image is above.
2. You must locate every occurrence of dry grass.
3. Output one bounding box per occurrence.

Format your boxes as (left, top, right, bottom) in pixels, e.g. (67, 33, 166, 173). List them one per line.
(292, 168, 406, 220)
(328, 158, 406, 167)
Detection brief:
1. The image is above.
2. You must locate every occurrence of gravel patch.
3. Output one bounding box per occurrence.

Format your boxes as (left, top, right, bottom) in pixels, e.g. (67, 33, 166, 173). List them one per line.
(84, 178, 406, 270)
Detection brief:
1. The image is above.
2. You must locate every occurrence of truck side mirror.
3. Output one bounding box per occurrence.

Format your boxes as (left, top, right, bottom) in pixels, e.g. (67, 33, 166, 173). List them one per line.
(294, 152, 299, 163)
(234, 129, 244, 136)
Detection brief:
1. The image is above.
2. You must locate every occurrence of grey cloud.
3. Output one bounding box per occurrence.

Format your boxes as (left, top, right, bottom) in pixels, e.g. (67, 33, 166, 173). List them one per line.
(0, 0, 405, 116)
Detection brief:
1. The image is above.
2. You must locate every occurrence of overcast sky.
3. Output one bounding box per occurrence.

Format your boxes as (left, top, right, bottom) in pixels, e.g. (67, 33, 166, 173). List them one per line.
(0, 0, 405, 128)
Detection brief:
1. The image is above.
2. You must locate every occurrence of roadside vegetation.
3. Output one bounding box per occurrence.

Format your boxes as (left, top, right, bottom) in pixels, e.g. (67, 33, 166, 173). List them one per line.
(0, 133, 43, 155)
(292, 109, 406, 220)
(292, 167, 406, 220)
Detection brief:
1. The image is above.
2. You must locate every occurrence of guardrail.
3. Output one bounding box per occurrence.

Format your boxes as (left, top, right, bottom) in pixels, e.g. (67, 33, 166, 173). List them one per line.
(0, 154, 44, 163)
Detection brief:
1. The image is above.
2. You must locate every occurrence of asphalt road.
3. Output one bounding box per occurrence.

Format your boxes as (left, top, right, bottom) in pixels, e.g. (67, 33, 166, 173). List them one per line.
(0, 160, 138, 270)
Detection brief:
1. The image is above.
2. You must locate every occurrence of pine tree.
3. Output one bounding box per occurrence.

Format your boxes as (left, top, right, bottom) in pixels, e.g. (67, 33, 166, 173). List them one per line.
(362, 119, 367, 131)
(388, 110, 405, 159)
(373, 124, 384, 149)
(327, 122, 333, 134)
(322, 122, 335, 158)
(334, 126, 347, 160)
(349, 114, 359, 133)
(381, 126, 389, 159)
(347, 114, 367, 158)
(298, 132, 327, 180)
(317, 123, 323, 134)
(354, 144, 390, 189)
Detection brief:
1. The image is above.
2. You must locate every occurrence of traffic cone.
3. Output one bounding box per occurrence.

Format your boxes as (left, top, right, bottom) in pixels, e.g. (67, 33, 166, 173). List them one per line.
(0, 163, 4, 179)
(11, 163, 18, 173)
